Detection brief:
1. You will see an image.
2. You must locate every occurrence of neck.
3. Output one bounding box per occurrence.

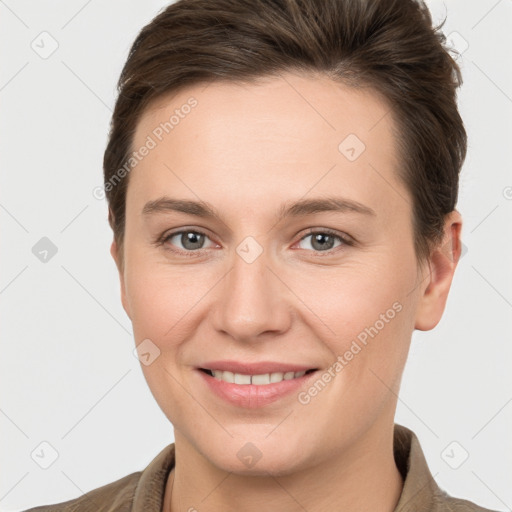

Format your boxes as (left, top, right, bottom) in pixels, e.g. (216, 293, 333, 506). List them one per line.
(164, 421, 403, 512)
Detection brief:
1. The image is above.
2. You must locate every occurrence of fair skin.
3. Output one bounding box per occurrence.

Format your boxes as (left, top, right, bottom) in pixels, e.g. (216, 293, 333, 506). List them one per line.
(111, 71, 462, 512)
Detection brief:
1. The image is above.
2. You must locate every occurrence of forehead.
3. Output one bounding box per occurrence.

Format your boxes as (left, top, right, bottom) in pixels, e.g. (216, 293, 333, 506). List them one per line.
(128, 71, 407, 222)
(135, 71, 395, 153)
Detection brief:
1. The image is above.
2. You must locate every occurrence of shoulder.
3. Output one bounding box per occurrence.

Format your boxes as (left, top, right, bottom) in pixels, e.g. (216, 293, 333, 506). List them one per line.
(432, 488, 502, 512)
(22, 470, 141, 512)
(393, 424, 500, 512)
(22, 443, 175, 512)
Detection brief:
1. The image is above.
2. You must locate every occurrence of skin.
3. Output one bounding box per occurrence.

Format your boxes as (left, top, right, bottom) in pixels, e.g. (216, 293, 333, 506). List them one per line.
(110, 70, 462, 512)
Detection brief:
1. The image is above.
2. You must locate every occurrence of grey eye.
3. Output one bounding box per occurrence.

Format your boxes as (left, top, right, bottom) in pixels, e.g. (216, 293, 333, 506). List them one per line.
(167, 231, 210, 251)
(298, 232, 343, 252)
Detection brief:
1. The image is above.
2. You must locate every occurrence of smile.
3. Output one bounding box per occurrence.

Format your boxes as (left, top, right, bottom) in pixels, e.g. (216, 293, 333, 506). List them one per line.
(200, 368, 316, 385)
(197, 365, 319, 408)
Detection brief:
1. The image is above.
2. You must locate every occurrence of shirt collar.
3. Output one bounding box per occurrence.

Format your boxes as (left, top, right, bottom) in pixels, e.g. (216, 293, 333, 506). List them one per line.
(131, 423, 440, 511)
(392, 423, 441, 511)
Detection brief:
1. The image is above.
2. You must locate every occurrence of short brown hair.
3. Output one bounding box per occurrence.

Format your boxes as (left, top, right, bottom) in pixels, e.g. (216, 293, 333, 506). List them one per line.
(103, 0, 467, 269)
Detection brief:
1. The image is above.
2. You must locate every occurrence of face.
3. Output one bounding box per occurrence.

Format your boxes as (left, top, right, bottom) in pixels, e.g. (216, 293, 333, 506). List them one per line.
(112, 71, 452, 476)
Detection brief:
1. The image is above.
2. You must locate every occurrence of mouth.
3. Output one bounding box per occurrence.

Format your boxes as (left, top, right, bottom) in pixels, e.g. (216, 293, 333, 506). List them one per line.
(199, 367, 317, 385)
(195, 360, 321, 407)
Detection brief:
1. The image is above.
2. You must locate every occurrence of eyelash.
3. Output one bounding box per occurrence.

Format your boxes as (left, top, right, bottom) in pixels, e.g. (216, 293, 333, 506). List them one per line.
(156, 227, 354, 258)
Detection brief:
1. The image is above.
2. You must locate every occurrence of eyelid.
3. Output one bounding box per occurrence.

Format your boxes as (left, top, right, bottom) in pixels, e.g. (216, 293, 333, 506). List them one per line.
(292, 228, 354, 254)
(298, 227, 354, 245)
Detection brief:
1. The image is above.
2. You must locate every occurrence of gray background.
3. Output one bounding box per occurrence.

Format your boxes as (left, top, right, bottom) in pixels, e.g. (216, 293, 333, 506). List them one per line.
(1, 0, 511, 510)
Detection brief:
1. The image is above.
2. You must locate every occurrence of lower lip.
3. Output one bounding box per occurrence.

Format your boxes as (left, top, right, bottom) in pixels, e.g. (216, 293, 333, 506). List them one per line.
(197, 369, 317, 408)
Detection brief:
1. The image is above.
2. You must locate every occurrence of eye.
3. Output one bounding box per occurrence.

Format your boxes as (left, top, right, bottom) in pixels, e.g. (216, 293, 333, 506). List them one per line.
(157, 227, 353, 256)
(296, 229, 352, 253)
(161, 229, 217, 254)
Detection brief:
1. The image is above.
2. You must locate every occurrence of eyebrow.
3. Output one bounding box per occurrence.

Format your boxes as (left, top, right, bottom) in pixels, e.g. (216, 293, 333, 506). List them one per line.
(142, 196, 376, 222)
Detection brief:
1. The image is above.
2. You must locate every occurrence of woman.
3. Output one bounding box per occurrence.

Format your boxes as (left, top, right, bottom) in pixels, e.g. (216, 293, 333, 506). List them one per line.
(26, 0, 500, 510)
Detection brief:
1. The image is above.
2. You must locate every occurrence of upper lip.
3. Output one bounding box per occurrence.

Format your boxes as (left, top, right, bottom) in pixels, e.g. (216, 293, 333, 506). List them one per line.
(199, 360, 317, 374)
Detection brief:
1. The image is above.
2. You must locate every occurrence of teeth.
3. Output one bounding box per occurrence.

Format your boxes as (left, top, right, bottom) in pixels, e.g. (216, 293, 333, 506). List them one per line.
(210, 369, 310, 385)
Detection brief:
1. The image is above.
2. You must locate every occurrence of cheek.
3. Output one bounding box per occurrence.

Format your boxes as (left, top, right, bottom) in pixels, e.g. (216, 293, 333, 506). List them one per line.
(288, 259, 411, 336)
(293, 275, 413, 442)
(288, 259, 416, 395)
(126, 248, 416, 350)
(125, 257, 214, 342)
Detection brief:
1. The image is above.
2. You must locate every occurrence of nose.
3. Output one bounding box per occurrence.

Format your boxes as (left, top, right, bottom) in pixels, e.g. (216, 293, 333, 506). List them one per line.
(211, 246, 292, 342)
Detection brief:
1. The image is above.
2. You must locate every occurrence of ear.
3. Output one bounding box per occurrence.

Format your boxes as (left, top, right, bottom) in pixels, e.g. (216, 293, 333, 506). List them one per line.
(414, 210, 463, 331)
(110, 239, 131, 320)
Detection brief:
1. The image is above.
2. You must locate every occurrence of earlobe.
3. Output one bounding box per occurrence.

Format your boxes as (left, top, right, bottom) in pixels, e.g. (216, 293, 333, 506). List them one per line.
(414, 211, 463, 331)
(110, 240, 131, 320)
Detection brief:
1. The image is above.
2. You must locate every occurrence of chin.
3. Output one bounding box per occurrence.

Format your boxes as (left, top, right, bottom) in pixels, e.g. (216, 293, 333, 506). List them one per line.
(200, 435, 312, 477)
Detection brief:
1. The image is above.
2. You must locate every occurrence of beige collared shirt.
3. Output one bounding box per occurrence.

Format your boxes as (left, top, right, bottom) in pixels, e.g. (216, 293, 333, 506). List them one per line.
(24, 423, 498, 511)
